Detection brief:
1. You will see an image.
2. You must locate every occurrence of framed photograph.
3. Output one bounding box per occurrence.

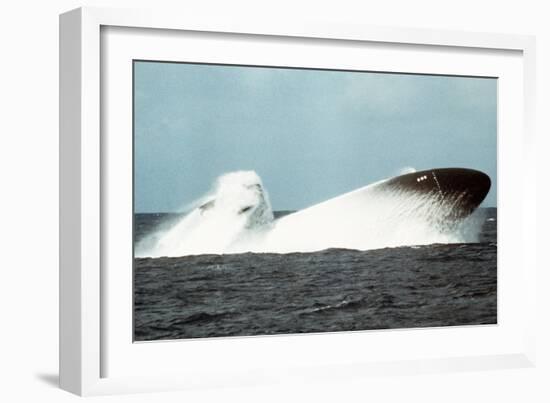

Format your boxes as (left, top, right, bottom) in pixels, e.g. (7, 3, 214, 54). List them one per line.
(60, 7, 537, 396)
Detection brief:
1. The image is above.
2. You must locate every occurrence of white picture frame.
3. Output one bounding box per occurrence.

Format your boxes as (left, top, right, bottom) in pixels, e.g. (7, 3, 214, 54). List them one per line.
(59, 6, 537, 396)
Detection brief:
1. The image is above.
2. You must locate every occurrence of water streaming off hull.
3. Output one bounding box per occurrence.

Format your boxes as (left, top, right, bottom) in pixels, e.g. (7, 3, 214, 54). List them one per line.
(136, 168, 490, 257)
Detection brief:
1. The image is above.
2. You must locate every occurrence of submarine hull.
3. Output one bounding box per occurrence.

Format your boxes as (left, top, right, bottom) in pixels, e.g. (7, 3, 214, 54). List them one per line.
(266, 167, 491, 252)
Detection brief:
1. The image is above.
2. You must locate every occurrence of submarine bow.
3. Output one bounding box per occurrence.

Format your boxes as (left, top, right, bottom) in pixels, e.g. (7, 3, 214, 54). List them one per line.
(380, 168, 491, 220)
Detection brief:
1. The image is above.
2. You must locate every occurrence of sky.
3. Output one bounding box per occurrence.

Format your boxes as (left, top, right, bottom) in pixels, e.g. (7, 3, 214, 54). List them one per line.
(134, 61, 497, 213)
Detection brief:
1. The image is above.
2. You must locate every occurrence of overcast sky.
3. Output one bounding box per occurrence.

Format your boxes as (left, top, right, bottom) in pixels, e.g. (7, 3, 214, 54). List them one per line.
(134, 61, 497, 213)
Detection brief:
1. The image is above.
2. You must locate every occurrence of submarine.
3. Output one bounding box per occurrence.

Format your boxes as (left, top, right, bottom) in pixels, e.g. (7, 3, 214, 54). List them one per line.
(146, 168, 492, 256)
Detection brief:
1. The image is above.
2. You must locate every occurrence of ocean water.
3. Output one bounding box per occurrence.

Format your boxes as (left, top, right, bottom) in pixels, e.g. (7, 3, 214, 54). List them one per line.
(133, 208, 496, 341)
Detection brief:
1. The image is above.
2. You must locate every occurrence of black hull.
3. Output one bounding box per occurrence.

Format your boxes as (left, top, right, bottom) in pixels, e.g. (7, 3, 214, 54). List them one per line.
(379, 168, 491, 220)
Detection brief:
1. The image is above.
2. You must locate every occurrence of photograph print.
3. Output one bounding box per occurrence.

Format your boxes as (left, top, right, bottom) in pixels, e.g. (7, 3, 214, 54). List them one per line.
(133, 61, 497, 341)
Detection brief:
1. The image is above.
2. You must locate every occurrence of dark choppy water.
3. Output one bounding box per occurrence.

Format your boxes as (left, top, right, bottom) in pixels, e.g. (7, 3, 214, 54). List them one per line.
(134, 208, 496, 341)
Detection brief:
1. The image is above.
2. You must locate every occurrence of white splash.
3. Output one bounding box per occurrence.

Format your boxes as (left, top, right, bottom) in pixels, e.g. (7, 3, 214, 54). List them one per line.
(136, 171, 274, 257)
(137, 170, 484, 257)
(265, 186, 483, 253)
(398, 166, 417, 175)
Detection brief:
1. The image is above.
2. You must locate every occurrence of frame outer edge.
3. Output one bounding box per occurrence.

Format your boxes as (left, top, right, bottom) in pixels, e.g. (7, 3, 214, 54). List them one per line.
(59, 6, 537, 395)
(522, 36, 537, 366)
(80, 7, 102, 396)
(79, 5, 530, 51)
(59, 7, 83, 396)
